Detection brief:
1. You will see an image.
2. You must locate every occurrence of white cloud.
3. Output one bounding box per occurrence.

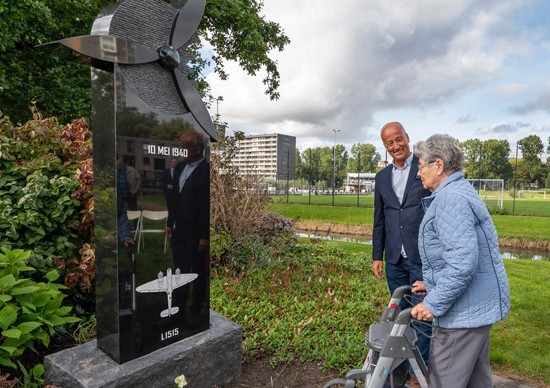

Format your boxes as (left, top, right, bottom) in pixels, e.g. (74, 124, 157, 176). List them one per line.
(205, 0, 550, 150)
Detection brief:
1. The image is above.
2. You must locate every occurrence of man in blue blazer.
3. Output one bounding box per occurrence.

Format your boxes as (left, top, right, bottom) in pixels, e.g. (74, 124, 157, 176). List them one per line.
(372, 122, 431, 388)
(166, 130, 210, 330)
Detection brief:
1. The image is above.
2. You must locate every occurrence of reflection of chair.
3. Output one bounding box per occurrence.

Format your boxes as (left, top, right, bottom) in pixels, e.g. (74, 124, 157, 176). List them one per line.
(126, 210, 142, 240)
(137, 210, 168, 254)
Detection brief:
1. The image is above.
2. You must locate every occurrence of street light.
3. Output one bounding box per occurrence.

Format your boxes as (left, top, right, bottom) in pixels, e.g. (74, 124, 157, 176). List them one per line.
(214, 95, 224, 136)
(332, 128, 341, 206)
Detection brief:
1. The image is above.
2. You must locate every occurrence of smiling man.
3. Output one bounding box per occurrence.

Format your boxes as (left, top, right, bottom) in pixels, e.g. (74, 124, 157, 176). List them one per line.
(371, 122, 432, 388)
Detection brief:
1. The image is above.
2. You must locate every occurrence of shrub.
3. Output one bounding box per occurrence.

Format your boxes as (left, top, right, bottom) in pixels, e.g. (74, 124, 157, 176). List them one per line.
(0, 108, 94, 311)
(210, 129, 296, 268)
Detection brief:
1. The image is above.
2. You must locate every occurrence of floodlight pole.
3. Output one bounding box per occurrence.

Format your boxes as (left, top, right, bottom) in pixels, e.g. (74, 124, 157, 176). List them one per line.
(332, 128, 340, 206)
(357, 150, 361, 207)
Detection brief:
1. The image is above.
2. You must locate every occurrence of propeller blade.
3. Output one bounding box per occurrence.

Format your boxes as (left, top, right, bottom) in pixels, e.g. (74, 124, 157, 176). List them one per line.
(172, 69, 217, 141)
(37, 35, 158, 64)
(169, 0, 206, 48)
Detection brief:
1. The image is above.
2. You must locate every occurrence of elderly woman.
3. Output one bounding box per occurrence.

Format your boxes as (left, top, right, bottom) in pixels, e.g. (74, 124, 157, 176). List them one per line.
(411, 134, 510, 388)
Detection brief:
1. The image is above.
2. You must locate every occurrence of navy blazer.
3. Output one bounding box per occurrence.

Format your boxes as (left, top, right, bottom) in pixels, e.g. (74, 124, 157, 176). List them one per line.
(163, 167, 176, 191)
(372, 154, 431, 264)
(166, 159, 210, 241)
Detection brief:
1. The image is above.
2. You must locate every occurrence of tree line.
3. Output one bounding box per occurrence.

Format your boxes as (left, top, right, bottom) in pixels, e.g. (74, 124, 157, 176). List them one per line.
(294, 135, 550, 189)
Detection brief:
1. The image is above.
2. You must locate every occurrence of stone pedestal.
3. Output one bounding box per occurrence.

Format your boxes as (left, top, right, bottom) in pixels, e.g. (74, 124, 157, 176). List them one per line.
(44, 311, 242, 388)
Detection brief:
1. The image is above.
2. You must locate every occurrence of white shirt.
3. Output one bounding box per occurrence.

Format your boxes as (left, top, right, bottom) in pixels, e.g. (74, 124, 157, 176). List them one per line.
(179, 158, 204, 192)
(391, 153, 413, 257)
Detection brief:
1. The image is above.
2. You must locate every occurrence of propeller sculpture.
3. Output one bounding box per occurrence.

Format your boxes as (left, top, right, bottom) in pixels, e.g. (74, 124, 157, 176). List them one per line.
(39, 0, 216, 141)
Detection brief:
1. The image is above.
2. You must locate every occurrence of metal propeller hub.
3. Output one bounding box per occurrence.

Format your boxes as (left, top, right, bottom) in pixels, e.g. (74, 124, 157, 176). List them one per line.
(157, 44, 180, 70)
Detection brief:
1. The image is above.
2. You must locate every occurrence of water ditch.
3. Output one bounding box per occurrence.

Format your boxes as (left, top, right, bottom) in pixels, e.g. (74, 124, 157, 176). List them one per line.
(296, 232, 550, 261)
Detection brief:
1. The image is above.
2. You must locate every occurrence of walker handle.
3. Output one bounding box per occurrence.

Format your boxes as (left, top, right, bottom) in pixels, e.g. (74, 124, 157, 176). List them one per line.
(395, 307, 413, 325)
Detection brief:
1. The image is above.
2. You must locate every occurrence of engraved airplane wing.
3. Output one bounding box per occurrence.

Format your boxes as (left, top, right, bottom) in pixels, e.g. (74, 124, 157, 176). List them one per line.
(136, 273, 198, 293)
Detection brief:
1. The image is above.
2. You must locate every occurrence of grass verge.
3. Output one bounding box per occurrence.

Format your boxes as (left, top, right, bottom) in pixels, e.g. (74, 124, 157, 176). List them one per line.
(270, 202, 550, 243)
(211, 240, 550, 387)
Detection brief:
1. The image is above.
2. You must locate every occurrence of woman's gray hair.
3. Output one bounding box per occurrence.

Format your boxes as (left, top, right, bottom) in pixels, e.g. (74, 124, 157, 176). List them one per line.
(414, 134, 463, 174)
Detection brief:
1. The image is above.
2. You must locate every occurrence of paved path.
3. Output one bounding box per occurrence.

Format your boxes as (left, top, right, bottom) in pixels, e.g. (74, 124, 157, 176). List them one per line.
(493, 374, 538, 388)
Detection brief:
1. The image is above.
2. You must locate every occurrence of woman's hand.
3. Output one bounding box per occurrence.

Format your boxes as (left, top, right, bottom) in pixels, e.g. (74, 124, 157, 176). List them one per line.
(411, 302, 433, 321)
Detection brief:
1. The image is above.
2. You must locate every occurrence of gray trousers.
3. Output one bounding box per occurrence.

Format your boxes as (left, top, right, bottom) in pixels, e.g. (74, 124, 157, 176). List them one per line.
(429, 325, 493, 388)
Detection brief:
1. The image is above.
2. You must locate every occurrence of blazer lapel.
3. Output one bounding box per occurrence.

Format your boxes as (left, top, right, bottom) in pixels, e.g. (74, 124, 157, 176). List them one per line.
(382, 166, 401, 206)
(402, 155, 419, 204)
(174, 161, 186, 193)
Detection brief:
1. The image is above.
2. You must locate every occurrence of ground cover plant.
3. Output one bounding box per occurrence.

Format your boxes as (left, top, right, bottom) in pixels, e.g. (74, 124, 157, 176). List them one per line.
(0, 248, 80, 386)
(211, 240, 550, 387)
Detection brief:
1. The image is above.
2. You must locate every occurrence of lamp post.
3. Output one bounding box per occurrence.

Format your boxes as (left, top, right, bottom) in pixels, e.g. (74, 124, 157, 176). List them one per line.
(214, 96, 224, 136)
(332, 128, 340, 206)
(357, 150, 361, 207)
(215, 96, 223, 118)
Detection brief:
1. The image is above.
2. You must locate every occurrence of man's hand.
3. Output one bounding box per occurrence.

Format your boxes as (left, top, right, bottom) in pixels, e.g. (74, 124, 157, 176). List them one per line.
(372, 260, 384, 280)
(123, 239, 135, 248)
(165, 227, 172, 238)
(412, 280, 427, 295)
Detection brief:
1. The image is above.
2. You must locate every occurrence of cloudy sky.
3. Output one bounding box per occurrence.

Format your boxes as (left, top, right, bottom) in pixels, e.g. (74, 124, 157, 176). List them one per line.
(204, 0, 550, 156)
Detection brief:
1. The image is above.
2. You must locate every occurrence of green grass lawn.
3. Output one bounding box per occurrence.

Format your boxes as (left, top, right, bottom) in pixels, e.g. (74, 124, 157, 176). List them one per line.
(270, 201, 550, 241)
(272, 194, 550, 217)
(211, 240, 550, 386)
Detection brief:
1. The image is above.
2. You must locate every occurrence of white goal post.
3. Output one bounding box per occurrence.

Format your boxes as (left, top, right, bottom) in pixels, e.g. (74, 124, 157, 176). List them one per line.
(466, 179, 504, 209)
(518, 190, 547, 200)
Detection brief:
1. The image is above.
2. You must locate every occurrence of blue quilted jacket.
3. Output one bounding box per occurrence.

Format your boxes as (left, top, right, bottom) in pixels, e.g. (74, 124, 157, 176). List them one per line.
(419, 172, 510, 329)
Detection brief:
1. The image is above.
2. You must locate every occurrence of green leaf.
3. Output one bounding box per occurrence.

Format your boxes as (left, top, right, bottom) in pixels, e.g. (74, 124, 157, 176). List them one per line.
(17, 321, 42, 334)
(0, 356, 17, 369)
(33, 363, 45, 380)
(46, 315, 67, 326)
(29, 293, 53, 308)
(33, 329, 50, 347)
(0, 345, 18, 357)
(0, 274, 16, 290)
(0, 295, 12, 303)
(10, 285, 40, 295)
(45, 269, 60, 282)
(0, 305, 18, 330)
(61, 316, 80, 324)
(2, 328, 22, 339)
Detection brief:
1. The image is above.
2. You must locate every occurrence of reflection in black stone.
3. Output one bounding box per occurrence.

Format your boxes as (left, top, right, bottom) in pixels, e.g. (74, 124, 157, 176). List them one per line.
(47, 0, 215, 364)
(91, 60, 212, 363)
(167, 131, 210, 331)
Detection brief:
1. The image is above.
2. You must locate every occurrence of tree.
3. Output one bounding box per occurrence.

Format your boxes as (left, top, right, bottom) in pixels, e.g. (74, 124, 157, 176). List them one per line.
(0, 0, 290, 123)
(0, 0, 109, 123)
(461, 139, 512, 180)
(334, 144, 348, 188)
(518, 135, 545, 186)
(347, 143, 381, 173)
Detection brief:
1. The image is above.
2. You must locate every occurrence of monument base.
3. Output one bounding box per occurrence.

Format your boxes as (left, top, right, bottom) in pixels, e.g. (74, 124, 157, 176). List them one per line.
(44, 311, 242, 388)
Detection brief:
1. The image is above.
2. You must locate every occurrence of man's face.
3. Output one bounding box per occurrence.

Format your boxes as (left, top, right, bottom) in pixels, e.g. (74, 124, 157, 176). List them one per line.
(180, 133, 201, 162)
(381, 125, 411, 166)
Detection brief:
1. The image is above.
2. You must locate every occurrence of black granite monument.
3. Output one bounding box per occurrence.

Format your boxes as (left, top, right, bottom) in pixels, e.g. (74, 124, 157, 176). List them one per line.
(42, 0, 217, 364)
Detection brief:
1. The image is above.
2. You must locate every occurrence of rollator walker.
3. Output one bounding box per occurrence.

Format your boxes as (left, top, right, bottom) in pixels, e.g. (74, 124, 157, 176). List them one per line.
(324, 285, 429, 388)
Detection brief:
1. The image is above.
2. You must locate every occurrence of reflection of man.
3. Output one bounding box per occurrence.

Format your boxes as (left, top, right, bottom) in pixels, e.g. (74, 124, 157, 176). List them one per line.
(125, 163, 142, 211)
(165, 131, 210, 319)
(163, 158, 178, 204)
(117, 161, 135, 247)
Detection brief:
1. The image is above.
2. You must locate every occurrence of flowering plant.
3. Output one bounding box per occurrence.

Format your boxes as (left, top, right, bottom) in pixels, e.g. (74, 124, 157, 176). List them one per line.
(174, 374, 187, 388)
